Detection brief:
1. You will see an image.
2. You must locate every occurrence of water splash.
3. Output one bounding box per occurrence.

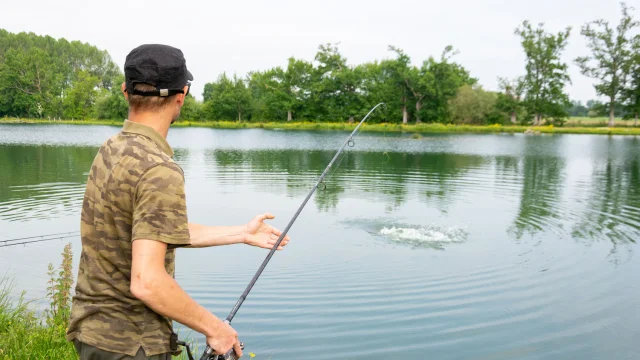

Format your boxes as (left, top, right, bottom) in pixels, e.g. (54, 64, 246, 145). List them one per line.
(378, 225, 468, 248)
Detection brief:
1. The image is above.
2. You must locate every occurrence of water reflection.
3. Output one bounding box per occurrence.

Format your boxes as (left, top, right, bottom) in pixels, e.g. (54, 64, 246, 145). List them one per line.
(1, 139, 639, 253)
(2, 129, 640, 360)
(0, 145, 96, 221)
(510, 156, 566, 239)
(572, 157, 640, 262)
(207, 149, 488, 212)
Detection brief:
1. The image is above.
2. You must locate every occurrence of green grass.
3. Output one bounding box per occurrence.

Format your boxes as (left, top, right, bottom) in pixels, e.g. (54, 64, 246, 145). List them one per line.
(0, 245, 77, 360)
(565, 117, 638, 127)
(2, 117, 640, 136)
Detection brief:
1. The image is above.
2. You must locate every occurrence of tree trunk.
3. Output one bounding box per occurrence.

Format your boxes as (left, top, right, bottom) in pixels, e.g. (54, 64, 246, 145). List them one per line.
(533, 114, 540, 126)
(348, 116, 354, 124)
(635, 113, 638, 127)
(608, 104, 615, 127)
(238, 111, 242, 122)
(511, 111, 517, 124)
(415, 101, 422, 123)
(402, 96, 408, 124)
(287, 110, 292, 122)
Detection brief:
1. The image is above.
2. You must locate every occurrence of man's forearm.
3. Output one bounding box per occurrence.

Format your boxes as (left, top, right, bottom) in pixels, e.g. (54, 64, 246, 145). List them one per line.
(187, 223, 247, 248)
(132, 269, 223, 338)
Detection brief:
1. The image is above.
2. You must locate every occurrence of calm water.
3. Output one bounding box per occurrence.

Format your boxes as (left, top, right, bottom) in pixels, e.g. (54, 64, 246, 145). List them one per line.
(1, 124, 639, 359)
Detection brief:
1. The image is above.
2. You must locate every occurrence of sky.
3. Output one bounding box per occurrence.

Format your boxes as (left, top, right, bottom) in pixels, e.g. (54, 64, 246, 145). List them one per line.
(1, 0, 635, 102)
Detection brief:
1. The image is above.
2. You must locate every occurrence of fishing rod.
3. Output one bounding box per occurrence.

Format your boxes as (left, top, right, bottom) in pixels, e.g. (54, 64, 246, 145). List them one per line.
(0, 231, 80, 248)
(199, 103, 386, 360)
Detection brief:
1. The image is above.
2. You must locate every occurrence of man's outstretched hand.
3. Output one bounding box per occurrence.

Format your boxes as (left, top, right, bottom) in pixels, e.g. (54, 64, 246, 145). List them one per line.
(244, 213, 291, 250)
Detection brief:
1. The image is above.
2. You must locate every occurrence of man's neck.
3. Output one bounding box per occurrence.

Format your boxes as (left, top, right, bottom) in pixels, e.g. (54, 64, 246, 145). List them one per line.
(127, 112, 171, 138)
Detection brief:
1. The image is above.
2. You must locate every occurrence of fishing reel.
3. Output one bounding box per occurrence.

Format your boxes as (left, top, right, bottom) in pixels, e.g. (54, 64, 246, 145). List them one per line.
(200, 342, 244, 360)
(172, 332, 243, 360)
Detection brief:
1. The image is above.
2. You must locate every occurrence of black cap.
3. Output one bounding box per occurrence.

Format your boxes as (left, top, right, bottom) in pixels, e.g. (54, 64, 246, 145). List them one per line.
(124, 44, 193, 97)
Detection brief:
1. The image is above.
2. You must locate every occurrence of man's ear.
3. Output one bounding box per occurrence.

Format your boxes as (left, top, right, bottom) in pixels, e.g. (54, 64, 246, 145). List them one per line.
(177, 85, 189, 106)
(121, 82, 129, 101)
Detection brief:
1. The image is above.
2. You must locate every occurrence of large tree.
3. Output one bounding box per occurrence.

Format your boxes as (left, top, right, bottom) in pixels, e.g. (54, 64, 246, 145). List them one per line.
(515, 21, 572, 125)
(496, 77, 525, 124)
(386, 46, 412, 124)
(203, 73, 252, 121)
(419, 47, 475, 123)
(258, 58, 313, 121)
(575, 2, 639, 127)
(360, 60, 403, 123)
(449, 85, 497, 125)
(387, 46, 474, 124)
(0, 47, 61, 118)
(312, 43, 366, 122)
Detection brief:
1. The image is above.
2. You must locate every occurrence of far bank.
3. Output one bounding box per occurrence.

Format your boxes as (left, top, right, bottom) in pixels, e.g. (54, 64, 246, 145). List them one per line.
(1, 118, 640, 136)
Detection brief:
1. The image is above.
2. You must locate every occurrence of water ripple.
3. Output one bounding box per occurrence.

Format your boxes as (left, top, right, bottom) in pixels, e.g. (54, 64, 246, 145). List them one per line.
(0, 182, 84, 222)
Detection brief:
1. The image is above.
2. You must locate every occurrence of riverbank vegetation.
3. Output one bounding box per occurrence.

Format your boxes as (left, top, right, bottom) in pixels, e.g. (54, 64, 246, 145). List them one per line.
(2, 117, 639, 136)
(0, 244, 76, 360)
(1, 3, 639, 128)
(0, 244, 201, 360)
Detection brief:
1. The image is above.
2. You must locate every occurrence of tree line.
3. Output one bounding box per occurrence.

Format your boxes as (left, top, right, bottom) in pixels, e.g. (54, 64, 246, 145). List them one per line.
(1, 3, 639, 126)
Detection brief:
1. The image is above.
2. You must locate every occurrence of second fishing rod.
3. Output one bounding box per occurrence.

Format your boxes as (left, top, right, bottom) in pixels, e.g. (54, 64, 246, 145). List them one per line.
(198, 103, 386, 360)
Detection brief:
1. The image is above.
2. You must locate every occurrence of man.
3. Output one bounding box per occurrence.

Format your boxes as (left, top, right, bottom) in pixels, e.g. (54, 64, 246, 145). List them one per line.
(66, 44, 290, 360)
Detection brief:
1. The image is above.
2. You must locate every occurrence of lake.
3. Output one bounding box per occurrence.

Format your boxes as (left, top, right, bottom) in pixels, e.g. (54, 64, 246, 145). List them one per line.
(0, 124, 639, 360)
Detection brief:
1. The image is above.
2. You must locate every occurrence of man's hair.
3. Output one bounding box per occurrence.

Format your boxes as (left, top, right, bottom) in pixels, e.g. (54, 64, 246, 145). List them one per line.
(127, 83, 177, 112)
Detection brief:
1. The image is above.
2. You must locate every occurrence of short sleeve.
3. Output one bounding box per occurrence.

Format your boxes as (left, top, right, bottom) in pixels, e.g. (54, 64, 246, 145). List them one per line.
(132, 162, 191, 248)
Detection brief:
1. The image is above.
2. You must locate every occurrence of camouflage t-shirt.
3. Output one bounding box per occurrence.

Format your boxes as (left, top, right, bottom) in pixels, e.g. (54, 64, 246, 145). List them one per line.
(66, 120, 191, 356)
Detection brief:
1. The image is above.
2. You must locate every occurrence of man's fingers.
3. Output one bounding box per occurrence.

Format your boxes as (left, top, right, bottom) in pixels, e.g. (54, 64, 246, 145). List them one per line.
(234, 340, 243, 358)
(257, 212, 275, 222)
(271, 228, 291, 242)
(267, 238, 289, 246)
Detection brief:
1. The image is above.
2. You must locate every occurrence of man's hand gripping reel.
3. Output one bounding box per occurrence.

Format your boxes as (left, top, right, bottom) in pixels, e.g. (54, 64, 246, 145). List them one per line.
(199, 321, 244, 360)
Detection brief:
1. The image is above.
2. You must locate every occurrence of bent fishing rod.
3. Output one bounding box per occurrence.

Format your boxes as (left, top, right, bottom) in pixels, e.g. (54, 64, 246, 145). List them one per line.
(199, 103, 386, 360)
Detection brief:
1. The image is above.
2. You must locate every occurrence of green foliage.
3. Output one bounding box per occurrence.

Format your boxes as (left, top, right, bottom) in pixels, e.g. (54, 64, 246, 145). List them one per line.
(95, 91, 128, 120)
(0, 29, 119, 119)
(0, 245, 77, 360)
(203, 73, 252, 120)
(449, 85, 498, 124)
(418, 47, 476, 123)
(1, 26, 638, 125)
(179, 94, 203, 121)
(200, 43, 473, 125)
(310, 43, 365, 121)
(46, 244, 74, 329)
(515, 21, 572, 124)
(575, 2, 639, 126)
(62, 71, 100, 119)
(621, 51, 640, 123)
(375, 45, 475, 124)
(566, 100, 589, 117)
(248, 57, 313, 121)
(495, 77, 526, 123)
